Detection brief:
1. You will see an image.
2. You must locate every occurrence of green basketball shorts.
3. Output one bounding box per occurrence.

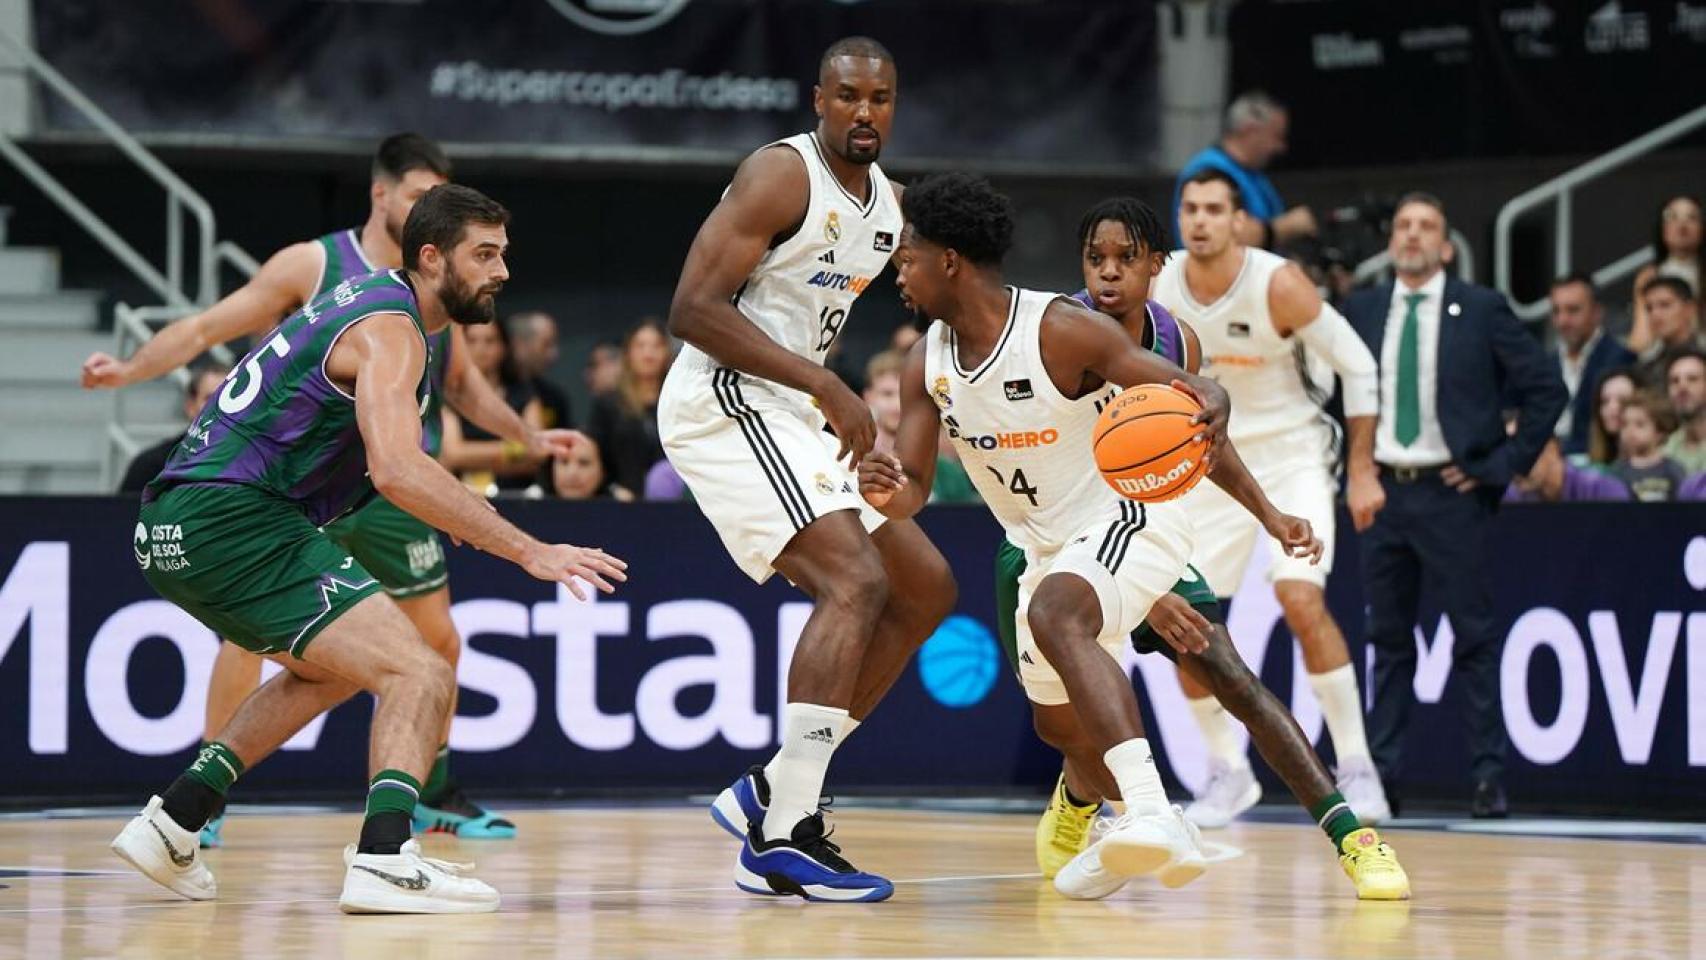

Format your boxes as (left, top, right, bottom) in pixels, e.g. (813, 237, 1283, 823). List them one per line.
(320, 495, 447, 598)
(136, 483, 383, 657)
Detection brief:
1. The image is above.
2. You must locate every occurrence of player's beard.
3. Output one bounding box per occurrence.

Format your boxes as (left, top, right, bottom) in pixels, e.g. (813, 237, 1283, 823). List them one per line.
(843, 125, 882, 163)
(440, 270, 498, 325)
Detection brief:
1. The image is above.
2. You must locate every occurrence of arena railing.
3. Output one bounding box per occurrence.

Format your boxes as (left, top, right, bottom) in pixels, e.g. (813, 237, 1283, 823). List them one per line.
(1494, 103, 1706, 323)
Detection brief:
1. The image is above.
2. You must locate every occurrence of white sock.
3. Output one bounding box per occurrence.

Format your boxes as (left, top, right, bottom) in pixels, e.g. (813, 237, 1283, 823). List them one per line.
(1188, 696, 1249, 771)
(1107, 798, 1127, 816)
(763, 715, 861, 788)
(761, 702, 848, 841)
(1309, 663, 1372, 764)
(1104, 738, 1169, 818)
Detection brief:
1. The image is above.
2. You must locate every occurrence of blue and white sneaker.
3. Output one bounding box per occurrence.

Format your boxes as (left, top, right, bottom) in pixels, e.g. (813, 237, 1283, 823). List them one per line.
(735, 812, 893, 903)
(710, 764, 769, 840)
(199, 811, 225, 849)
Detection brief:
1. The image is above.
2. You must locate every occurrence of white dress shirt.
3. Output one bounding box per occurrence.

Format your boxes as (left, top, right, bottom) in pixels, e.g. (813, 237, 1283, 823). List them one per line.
(1554, 327, 1602, 439)
(1375, 269, 1452, 467)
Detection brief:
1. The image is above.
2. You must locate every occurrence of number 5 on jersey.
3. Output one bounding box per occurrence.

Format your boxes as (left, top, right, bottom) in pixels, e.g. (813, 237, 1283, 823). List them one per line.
(219, 332, 291, 414)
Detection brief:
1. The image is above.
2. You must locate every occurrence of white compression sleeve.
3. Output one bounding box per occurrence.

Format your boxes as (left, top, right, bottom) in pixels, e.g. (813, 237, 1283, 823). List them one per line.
(1293, 304, 1379, 418)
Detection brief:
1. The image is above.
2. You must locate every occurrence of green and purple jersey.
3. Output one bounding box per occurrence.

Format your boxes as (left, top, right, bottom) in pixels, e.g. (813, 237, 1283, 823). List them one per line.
(145, 269, 432, 527)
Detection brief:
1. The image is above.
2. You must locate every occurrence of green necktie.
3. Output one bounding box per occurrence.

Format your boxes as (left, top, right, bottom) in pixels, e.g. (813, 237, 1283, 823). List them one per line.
(1395, 292, 1425, 447)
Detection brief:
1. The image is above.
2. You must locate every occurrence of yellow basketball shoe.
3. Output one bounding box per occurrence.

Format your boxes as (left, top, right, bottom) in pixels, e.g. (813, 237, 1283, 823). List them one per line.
(1338, 828, 1410, 900)
(1036, 774, 1100, 879)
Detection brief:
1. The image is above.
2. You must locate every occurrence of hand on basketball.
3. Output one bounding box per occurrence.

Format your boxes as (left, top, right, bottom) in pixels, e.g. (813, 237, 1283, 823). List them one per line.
(1172, 377, 1230, 469)
(528, 428, 587, 461)
(1143, 594, 1212, 657)
(80, 352, 135, 389)
(1266, 512, 1324, 565)
(858, 452, 907, 507)
(1441, 465, 1480, 493)
(522, 543, 629, 600)
(816, 376, 876, 468)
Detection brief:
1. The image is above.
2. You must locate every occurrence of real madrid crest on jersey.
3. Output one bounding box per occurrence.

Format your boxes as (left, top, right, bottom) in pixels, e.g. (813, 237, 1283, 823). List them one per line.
(824, 210, 842, 244)
(931, 375, 953, 411)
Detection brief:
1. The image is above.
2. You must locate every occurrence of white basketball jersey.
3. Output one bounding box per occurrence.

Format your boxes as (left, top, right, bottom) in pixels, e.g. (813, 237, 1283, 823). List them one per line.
(923, 287, 1142, 553)
(1153, 248, 1335, 447)
(673, 132, 902, 403)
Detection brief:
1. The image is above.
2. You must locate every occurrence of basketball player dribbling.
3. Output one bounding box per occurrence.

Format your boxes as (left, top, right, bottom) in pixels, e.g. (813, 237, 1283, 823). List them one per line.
(1156, 169, 1391, 828)
(82, 135, 535, 845)
(997, 196, 1410, 900)
(861, 173, 1404, 899)
(659, 37, 957, 902)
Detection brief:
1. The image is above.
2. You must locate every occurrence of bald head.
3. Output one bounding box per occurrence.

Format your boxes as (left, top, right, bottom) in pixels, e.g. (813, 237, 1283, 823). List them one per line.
(818, 36, 895, 83)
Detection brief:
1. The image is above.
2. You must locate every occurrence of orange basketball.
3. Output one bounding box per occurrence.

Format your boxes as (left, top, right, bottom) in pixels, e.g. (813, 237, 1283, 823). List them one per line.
(1092, 384, 1210, 503)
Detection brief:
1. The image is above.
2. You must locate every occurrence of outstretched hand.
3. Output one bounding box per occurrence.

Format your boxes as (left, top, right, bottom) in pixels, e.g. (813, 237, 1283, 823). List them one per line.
(522, 543, 629, 600)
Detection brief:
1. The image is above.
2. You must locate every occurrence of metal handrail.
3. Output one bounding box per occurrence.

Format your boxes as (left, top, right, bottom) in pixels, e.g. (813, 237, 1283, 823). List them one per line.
(1351, 228, 1477, 286)
(0, 26, 221, 307)
(102, 302, 240, 488)
(1494, 102, 1706, 322)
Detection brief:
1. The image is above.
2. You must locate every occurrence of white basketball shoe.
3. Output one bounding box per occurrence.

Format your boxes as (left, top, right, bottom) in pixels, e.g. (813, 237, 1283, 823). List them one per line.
(339, 839, 500, 914)
(111, 795, 217, 901)
(1184, 759, 1261, 829)
(1335, 756, 1393, 825)
(1054, 806, 1208, 899)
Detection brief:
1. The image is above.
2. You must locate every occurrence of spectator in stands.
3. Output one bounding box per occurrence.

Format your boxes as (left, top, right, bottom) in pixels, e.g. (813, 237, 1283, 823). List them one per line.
(546, 439, 614, 501)
(1629, 195, 1702, 353)
(863, 349, 905, 453)
(584, 339, 623, 398)
(1344, 192, 1566, 819)
(1173, 91, 1315, 249)
(1632, 276, 1702, 387)
(1662, 348, 1706, 473)
(118, 363, 227, 492)
(1586, 368, 1637, 466)
(442, 320, 544, 493)
(586, 317, 671, 499)
(1611, 391, 1686, 501)
(889, 321, 922, 355)
(505, 311, 573, 431)
(1548, 272, 1634, 456)
(1505, 438, 1630, 503)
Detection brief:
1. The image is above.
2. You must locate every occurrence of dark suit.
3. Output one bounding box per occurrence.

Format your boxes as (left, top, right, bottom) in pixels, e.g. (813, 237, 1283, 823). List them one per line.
(1551, 334, 1635, 457)
(1344, 276, 1566, 791)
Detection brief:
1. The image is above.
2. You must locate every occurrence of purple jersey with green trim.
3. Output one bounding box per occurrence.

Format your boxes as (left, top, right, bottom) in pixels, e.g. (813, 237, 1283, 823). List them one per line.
(145, 270, 432, 526)
(1070, 291, 1188, 367)
(316, 228, 452, 456)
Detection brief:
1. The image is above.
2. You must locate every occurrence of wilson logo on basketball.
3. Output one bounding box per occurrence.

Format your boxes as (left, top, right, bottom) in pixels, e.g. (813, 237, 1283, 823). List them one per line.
(1113, 457, 1197, 496)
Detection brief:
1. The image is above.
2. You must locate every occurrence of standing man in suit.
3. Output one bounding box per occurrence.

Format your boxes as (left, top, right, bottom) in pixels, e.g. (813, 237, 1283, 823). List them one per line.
(1547, 272, 1634, 457)
(1343, 193, 1566, 818)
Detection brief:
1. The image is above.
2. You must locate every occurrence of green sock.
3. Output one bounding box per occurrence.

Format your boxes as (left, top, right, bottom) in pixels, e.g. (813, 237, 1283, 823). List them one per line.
(420, 745, 451, 804)
(186, 741, 245, 795)
(365, 769, 422, 819)
(1310, 792, 1362, 849)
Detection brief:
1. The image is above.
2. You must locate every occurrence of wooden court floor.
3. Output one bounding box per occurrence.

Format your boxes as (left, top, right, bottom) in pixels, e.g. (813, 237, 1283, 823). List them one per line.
(1, 805, 1700, 960)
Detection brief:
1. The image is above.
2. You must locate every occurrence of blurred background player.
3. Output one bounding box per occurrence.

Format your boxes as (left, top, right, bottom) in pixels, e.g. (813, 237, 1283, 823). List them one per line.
(81, 134, 549, 844)
(1154, 168, 1389, 828)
